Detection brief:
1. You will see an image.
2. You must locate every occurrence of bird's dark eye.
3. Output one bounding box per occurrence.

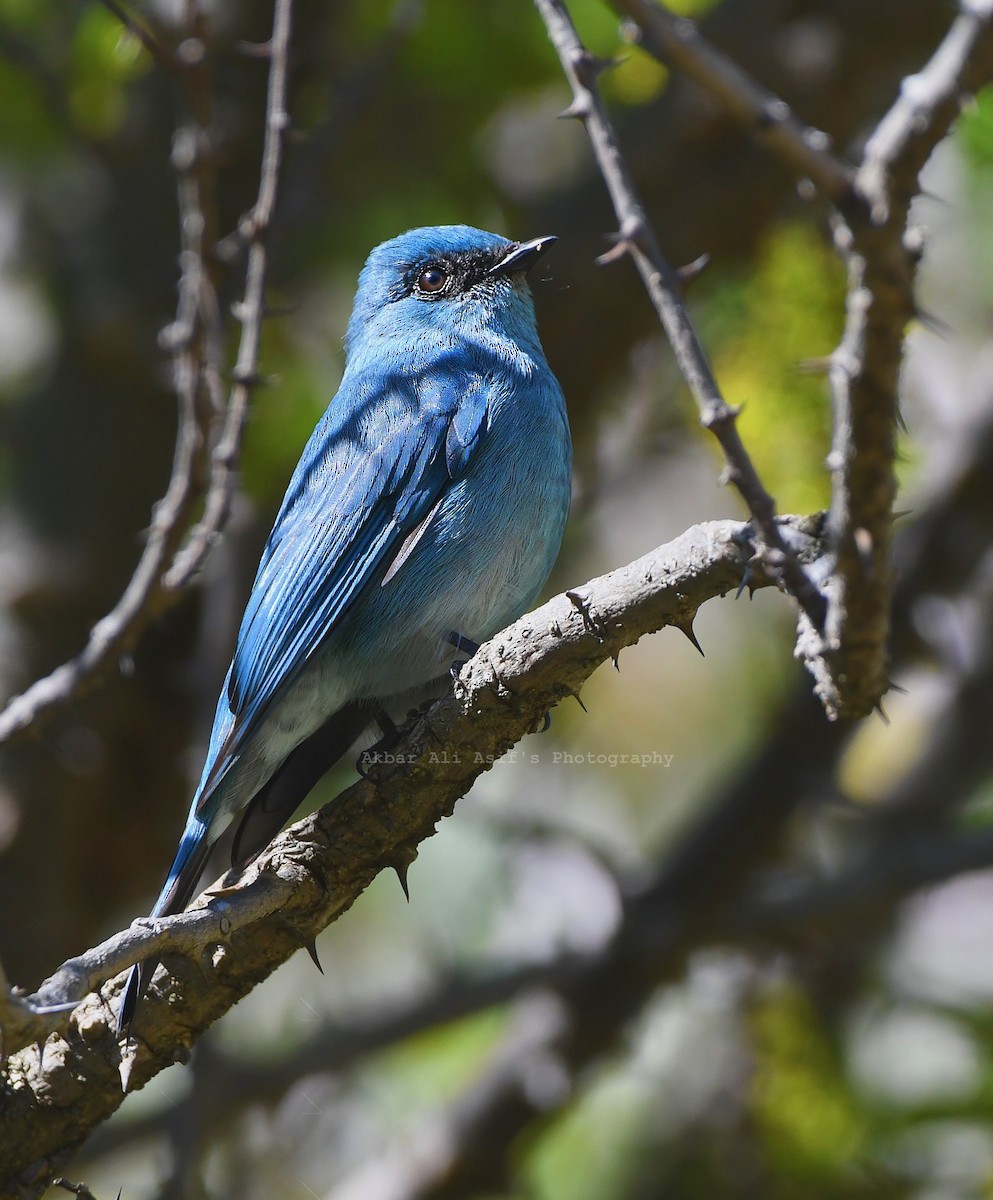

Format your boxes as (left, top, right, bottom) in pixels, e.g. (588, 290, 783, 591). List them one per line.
(416, 265, 448, 295)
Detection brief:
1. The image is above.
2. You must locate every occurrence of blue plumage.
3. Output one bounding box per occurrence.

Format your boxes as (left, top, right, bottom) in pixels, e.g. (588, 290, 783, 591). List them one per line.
(119, 225, 571, 1033)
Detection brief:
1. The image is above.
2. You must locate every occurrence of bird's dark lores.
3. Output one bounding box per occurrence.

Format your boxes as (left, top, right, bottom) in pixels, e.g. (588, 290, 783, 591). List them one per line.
(118, 225, 572, 1034)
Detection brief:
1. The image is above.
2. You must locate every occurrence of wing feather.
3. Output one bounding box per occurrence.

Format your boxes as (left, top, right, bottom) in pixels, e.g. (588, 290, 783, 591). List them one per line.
(199, 363, 489, 803)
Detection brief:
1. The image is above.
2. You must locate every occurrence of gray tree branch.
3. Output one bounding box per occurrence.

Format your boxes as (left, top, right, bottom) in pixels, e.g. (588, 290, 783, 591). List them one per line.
(0, 513, 825, 1197)
(608, 0, 993, 719)
(0, 0, 295, 747)
(534, 0, 830, 643)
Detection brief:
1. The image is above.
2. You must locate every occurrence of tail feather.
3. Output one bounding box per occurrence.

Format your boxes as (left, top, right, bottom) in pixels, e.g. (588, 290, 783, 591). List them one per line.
(118, 701, 372, 1038)
(117, 823, 215, 1038)
(230, 700, 371, 871)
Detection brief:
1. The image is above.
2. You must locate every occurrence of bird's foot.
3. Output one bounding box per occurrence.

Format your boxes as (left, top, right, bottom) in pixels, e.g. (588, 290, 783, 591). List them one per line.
(446, 630, 480, 681)
(357, 704, 403, 777)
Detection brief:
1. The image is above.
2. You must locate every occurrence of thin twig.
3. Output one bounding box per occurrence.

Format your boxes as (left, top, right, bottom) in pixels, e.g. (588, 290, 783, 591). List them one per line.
(0, 390, 203, 746)
(533, 0, 828, 639)
(0, 0, 295, 745)
(165, 0, 294, 588)
(607, 0, 855, 202)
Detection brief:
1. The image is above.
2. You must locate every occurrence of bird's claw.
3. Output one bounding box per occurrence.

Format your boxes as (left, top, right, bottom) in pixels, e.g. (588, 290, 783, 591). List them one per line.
(358, 704, 402, 776)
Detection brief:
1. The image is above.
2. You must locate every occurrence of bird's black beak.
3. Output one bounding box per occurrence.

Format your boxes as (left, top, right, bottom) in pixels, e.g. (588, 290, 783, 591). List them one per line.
(488, 235, 558, 279)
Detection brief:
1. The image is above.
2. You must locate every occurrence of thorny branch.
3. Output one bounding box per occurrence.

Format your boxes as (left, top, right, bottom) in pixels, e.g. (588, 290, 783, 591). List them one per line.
(594, 0, 993, 718)
(607, 0, 855, 202)
(533, 0, 830, 641)
(815, 0, 993, 717)
(0, 514, 827, 1194)
(86, 810, 993, 1172)
(0, 0, 295, 746)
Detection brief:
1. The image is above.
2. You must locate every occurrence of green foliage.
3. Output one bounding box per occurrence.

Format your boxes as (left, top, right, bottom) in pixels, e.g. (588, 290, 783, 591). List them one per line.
(956, 86, 993, 311)
(527, 1071, 655, 1200)
(749, 984, 867, 1190)
(239, 317, 331, 510)
(369, 1006, 510, 1113)
(707, 221, 843, 514)
(0, 58, 58, 160)
(69, 5, 149, 139)
(959, 86, 993, 168)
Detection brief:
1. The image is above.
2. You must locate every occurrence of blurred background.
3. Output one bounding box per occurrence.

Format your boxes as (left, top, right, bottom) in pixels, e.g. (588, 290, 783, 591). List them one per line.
(2, 0, 993, 1196)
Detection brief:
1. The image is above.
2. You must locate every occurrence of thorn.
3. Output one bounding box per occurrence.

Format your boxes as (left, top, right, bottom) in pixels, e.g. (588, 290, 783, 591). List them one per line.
(566, 589, 605, 641)
(736, 563, 755, 600)
(574, 50, 621, 83)
(596, 237, 630, 267)
(914, 303, 950, 338)
(388, 845, 419, 901)
(204, 881, 242, 898)
(874, 699, 890, 725)
(392, 863, 410, 901)
(303, 939, 324, 975)
(29, 998, 79, 1015)
(232, 299, 297, 322)
(887, 678, 908, 695)
(674, 618, 705, 657)
(236, 38, 273, 58)
(572, 691, 588, 714)
(558, 98, 589, 121)
(612, 650, 621, 671)
(230, 366, 272, 388)
(797, 355, 833, 376)
(52, 1179, 101, 1200)
(677, 253, 709, 286)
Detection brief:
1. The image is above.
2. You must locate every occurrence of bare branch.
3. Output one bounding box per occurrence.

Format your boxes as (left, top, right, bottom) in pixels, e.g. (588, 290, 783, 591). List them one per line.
(608, 0, 993, 719)
(166, 0, 296, 589)
(0, 0, 296, 746)
(0, 514, 827, 1193)
(607, 0, 855, 202)
(0, 386, 204, 746)
(533, 0, 829, 643)
(811, 0, 993, 718)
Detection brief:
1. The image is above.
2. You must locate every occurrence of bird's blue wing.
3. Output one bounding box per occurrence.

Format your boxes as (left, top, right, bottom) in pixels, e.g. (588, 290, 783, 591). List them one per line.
(199, 365, 489, 802)
(445, 375, 489, 477)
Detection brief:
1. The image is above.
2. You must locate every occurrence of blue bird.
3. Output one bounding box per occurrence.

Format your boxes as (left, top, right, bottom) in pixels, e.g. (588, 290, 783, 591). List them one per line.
(118, 225, 572, 1033)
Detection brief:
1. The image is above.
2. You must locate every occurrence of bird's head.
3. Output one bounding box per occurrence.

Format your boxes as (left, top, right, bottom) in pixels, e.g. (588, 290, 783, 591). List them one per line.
(344, 225, 557, 361)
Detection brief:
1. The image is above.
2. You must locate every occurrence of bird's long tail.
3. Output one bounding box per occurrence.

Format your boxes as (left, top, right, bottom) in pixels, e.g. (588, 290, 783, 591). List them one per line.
(117, 822, 214, 1037)
(117, 701, 373, 1038)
